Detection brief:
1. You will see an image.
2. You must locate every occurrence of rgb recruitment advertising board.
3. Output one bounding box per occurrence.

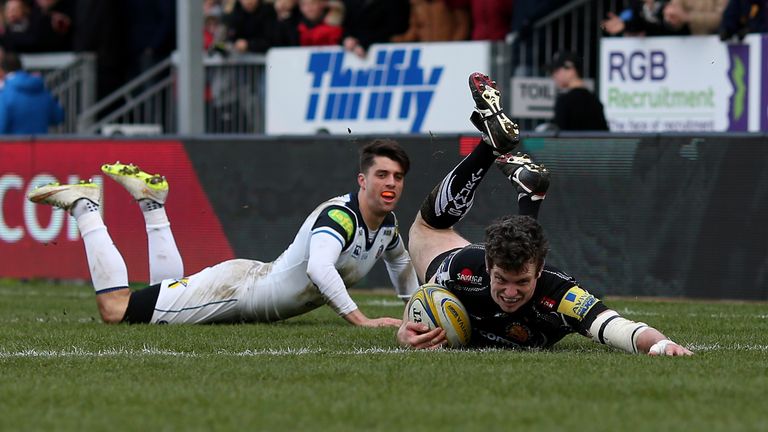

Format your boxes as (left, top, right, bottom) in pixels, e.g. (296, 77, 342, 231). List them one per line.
(600, 34, 767, 132)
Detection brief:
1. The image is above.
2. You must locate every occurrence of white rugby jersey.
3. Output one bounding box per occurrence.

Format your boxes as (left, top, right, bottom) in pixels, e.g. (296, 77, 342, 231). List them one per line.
(151, 193, 418, 324)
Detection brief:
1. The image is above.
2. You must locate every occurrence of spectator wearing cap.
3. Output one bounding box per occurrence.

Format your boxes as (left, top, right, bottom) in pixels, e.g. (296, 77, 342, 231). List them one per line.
(549, 52, 609, 131)
(0, 52, 64, 135)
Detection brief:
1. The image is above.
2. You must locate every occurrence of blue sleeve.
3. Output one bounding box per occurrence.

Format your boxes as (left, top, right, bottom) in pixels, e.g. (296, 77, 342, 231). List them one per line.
(0, 97, 9, 134)
(48, 94, 65, 125)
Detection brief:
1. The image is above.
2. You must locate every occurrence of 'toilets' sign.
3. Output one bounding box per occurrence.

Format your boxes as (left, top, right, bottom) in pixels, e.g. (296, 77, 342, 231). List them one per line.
(266, 42, 491, 135)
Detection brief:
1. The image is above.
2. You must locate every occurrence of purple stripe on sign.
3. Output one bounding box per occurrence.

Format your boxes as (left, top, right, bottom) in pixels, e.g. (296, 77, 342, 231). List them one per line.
(762, 34, 768, 131)
(727, 44, 749, 131)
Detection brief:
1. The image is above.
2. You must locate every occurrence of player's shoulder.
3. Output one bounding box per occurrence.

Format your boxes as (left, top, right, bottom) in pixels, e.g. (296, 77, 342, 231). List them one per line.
(438, 243, 488, 289)
(312, 193, 361, 242)
(535, 265, 604, 322)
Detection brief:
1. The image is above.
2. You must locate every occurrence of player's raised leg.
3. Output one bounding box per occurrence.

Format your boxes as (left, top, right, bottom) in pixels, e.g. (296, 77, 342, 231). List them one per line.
(101, 162, 183, 284)
(494, 152, 550, 219)
(28, 181, 130, 323)
(409, 72, 520, 282)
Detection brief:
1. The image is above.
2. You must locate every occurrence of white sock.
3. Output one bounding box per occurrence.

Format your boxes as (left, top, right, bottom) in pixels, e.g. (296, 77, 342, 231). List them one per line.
(143, 207, 184, 284)
(76, 211, 129, 293)
(71, 198, 99, 218)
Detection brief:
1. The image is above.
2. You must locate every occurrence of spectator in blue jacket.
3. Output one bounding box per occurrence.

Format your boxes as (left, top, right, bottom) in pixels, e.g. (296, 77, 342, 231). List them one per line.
(0, 52, 64, 135)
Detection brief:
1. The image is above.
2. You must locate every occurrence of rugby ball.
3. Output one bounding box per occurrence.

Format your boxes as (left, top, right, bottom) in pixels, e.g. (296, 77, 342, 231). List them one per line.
(406, 283, 472, 348)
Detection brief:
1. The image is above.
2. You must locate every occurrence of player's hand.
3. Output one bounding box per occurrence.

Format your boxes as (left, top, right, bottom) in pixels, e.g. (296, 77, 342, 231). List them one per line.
(361, 317, 402, 328)
(397, 321, 447, 350)
(648, 339, 694, 356)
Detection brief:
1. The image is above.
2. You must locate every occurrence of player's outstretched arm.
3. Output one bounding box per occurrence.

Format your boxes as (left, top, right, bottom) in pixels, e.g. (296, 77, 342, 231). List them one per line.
(382, 232, 419, 301)
(588, 309, 694, 356)
(636, 328, 694, 356)
(343, 309, 401, 328)
(307, 234, 402, 327)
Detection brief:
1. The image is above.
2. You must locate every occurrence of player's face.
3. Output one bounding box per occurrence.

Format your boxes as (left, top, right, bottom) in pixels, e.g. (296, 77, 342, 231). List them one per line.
(358, 156, 405, 215)
(488, 261, 540, 313)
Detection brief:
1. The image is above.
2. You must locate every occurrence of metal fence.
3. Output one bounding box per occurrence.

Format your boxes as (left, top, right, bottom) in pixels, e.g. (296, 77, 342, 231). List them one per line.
(502, 0, 630, 130)
(27, 2, 620, 136)
(22, 52, 96, 134)
(77, 53, 267, 135)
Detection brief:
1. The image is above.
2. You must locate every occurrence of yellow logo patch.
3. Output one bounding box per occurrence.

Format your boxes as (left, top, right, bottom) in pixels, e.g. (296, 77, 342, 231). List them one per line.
(168, 278, 189, 289)
(328, 209, 354, 240)
(556, 286, 599, 320)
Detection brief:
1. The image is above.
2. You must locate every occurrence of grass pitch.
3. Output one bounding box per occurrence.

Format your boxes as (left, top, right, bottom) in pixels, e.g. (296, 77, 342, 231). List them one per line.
(1, 280, 766, 432)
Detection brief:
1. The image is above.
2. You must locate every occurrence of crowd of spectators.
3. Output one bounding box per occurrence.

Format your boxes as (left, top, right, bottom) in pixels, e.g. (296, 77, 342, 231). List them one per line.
(2, 1, 764, 74)
(602, 0, 767, 40)
(0, 0, 765, 134)
(206, 0, 518, 58)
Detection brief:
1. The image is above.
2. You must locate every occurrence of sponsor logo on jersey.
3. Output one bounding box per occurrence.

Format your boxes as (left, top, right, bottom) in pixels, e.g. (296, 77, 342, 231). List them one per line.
(539, 296, 557, 310)
(375, 244, 384, 260)
(505, 323, 531, 342)
(557, 286, 599, 320)
(167, 278, 189, 289)
(478, 329, 520, 348)
(456, 268, 483, 285)
(328, 209, 354, 240)
(352, 245, 362, 258)
(383, 228, 393, 236)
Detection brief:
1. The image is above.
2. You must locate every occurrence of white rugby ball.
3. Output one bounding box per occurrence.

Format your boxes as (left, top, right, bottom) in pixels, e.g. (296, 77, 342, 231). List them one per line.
(406, 283, 472, 348)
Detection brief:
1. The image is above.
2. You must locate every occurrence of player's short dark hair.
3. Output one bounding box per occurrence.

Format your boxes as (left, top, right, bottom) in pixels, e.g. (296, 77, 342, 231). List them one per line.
(359, 139, 410, 175)
(1, 51, 22, 73)
(484, 215, 549, 273)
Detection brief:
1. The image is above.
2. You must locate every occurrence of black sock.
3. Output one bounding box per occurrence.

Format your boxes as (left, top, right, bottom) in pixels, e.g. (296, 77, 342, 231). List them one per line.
(420, 140, 496, 229)
(517, 194, 542, 219)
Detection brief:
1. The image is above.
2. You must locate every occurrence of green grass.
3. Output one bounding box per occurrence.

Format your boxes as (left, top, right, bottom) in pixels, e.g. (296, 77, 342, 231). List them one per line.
(1, 280, 767, 432)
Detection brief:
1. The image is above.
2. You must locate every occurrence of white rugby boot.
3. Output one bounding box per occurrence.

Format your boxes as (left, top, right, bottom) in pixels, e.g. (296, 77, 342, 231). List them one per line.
(27, 180, 101, 211)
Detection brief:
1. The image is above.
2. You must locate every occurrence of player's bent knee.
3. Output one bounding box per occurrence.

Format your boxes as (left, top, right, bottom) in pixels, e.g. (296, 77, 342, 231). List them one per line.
(96, 288, 131, 324)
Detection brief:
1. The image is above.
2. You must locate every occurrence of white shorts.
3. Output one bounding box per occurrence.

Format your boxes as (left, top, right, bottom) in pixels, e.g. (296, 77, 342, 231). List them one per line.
(151, 259, 258, 324)
(149, 258, 325, 324)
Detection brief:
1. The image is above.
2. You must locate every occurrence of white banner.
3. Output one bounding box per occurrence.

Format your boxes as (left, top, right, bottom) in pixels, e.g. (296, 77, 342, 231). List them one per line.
(600, 34, 766, 132)
(266, 42, 492, 135)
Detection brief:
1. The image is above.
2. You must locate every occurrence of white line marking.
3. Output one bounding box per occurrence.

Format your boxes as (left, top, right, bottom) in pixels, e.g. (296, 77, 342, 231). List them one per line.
(1, 343, 767, 358)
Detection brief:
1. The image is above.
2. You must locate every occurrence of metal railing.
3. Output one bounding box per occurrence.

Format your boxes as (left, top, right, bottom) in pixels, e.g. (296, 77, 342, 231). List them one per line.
(505, 0, 630, 129)
(77, 53, 267, 135)
(22, 52, 96, 134)
(70, 1, 625, 136)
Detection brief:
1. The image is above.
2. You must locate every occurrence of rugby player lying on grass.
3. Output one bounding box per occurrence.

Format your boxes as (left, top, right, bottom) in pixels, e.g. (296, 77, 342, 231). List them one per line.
(397, 72, 693, 356)
(29, 140, 417, 327)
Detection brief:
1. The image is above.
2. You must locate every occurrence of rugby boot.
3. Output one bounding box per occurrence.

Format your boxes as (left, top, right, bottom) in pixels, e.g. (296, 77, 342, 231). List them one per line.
(468, 72, 520, 155)
(495, 152, 550, 201)
(101, 162, 169, 204)
(27, 180, 101, 210)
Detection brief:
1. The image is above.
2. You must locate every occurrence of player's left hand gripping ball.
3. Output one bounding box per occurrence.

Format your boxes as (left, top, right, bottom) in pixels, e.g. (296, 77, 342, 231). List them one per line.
(406, 284, 472, 348)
